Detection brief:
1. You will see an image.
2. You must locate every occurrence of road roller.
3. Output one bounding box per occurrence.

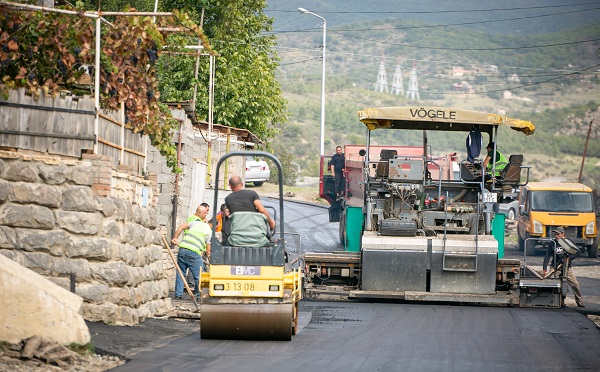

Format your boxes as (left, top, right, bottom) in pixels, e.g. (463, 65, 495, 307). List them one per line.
(200, 151, 302, 340)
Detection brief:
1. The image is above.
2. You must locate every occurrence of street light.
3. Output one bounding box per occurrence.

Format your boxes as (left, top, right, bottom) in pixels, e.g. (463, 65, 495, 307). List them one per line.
(298, 7, 326, 156)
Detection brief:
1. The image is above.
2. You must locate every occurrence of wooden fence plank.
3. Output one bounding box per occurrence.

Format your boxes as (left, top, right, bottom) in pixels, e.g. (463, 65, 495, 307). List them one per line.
(1, 89, 148, 174)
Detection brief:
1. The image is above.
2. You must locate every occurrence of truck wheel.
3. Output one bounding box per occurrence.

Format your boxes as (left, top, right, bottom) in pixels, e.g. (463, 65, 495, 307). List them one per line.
(253, 181, 264, 186)
(524, 233, 537, 257)
(588, 237, 598, 258)
(525, 242, 537, 257)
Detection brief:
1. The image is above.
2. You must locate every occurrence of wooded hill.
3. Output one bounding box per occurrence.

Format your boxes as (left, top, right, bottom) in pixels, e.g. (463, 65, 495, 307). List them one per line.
(269, 7, 600, 186)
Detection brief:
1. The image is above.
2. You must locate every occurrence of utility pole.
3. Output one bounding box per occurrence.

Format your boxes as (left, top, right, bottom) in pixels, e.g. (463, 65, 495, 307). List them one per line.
(578, 119, 593, 183)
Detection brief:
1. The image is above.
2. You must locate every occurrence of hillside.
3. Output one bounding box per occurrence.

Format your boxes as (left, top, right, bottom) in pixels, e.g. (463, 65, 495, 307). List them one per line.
(265, 3, 600, 187)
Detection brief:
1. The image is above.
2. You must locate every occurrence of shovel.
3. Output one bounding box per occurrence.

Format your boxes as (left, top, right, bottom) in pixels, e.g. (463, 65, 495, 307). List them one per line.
(161, 235, 200, 312)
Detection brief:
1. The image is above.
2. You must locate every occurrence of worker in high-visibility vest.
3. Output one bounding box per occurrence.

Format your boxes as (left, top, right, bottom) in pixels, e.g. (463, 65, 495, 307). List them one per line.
(171, 205, 211, 300)
(483, 142, 508, 178)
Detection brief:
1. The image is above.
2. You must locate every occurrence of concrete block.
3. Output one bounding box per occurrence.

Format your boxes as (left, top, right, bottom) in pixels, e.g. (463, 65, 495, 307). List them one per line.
(0, 254, 90, 345)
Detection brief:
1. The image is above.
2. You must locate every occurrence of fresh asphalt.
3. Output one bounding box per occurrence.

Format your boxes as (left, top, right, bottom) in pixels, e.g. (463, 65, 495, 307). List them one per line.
(88, 198, 600, 371)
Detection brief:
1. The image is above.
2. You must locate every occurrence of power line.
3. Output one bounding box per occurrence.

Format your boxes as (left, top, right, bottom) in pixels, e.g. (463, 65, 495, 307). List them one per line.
(273, 46, 591, 75)
(267, 6, 600, 34)
(331, 6, 600, 32)
(483, 62, 600, 93)
(330, 30, 600, 51)
(265, 2, 600, 15)
(279, 57, 322, 66)
(329, 61, 599, 95)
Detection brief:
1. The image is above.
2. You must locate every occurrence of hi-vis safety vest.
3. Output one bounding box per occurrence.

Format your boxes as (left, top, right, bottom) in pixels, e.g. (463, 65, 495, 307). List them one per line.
(486, 151, 508, 176)
(179, 217, 211, 255)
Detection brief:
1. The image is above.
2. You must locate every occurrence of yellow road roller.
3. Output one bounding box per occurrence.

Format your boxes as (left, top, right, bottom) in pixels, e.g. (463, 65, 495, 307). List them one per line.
(200, 151, 302, 340)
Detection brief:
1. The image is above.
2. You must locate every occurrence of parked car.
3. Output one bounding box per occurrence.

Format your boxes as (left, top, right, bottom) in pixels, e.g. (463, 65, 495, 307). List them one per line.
(244, 156, 270, 186)
(498, 199, 519, 220)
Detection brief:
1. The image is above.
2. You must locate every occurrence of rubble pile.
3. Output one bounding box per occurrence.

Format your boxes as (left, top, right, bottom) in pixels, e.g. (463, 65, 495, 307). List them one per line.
(0, 336, 123, 372)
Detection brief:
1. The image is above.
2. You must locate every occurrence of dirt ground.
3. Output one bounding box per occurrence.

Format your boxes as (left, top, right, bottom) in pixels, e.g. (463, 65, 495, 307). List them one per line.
(248, 181, 326, 205)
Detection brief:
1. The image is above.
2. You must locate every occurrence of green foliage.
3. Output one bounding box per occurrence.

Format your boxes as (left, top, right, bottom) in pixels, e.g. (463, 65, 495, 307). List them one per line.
(0, 3, 210, 173)
(0, 5, 96, 98)
(275, 13, 600, 177)
(512, 102, 600, 158)
(69, 342, 94, 355)
(268, 146, 298, 186)
(157, 0, 287, 144)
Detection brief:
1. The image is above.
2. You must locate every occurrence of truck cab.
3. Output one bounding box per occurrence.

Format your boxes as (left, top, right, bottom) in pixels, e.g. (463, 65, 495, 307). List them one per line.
(517, 182, 598, 258)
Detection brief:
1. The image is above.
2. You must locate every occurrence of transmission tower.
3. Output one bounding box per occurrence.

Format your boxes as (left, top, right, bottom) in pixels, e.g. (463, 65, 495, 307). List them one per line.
(391, 59, 404, 96)
(406, 65, 420, 101)
(373, 57, 389, 93)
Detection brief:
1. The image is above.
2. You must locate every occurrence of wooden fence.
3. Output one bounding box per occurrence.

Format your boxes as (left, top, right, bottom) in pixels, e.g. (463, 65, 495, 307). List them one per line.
(0, 89, 147, 174)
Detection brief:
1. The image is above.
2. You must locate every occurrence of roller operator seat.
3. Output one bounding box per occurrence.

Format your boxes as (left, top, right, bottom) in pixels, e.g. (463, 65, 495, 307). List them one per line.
(226, 211, 270, 247)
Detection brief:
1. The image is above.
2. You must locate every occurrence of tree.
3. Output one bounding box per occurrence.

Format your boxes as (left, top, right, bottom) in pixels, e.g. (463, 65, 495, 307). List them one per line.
(158, 0, 287, 144)
(0, 3, 208, 172)
(74, 0, 286, 144)
(268, 146, 298, 186)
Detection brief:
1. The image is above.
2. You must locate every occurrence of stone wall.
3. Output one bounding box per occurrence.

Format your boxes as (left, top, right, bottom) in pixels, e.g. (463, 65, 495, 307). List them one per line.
(147, 108, 246, 289)
(0, 150, 168, 325)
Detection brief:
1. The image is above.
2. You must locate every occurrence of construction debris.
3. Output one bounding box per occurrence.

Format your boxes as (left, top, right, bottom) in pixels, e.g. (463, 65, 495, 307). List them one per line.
(0, 336, 123, 372)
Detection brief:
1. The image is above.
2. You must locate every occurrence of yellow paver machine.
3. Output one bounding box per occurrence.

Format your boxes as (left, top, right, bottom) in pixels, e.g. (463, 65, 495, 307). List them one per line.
(306, 106, 567, 308)
(200, 151, 302, 341)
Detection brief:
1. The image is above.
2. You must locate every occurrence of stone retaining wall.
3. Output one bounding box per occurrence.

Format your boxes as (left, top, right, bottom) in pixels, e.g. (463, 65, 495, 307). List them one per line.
(0, 150, 168, 325)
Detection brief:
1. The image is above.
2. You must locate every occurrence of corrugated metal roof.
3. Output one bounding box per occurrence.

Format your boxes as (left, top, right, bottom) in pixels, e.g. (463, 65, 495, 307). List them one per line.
(164, 101, 263, 145)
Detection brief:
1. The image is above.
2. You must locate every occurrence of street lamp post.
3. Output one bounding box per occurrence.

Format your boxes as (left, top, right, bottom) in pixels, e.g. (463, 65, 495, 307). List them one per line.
(298, 7, 326, 156)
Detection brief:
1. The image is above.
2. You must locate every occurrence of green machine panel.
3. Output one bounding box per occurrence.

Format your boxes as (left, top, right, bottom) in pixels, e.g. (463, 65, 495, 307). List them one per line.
(492, 213, 505, 258)
(345, 206, 363, 252)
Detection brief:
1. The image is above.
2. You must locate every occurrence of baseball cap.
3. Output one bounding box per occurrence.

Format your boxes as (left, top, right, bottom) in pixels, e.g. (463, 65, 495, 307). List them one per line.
(552, 227, 565, 234)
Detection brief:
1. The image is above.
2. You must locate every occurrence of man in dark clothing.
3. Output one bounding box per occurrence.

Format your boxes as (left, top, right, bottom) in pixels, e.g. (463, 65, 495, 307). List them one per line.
(329, 145, 346, 197)
(225, 175, 275, 230)
(542, 227, 585, 307)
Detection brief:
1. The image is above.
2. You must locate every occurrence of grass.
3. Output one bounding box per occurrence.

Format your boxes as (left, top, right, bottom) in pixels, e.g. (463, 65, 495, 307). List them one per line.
(69, 342, 94, 355)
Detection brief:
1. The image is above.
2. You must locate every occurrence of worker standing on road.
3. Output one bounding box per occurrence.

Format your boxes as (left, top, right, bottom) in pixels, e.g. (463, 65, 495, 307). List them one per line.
(171, 205, 211, 300)
(542, 227, 585, 308)
(329, 145, 346, 198)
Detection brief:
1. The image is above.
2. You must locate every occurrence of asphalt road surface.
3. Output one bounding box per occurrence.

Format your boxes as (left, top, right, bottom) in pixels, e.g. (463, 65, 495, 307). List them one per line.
(111, 200, 600, 371)
(114, 301, 599, 371)
(261, 197, 342, 259)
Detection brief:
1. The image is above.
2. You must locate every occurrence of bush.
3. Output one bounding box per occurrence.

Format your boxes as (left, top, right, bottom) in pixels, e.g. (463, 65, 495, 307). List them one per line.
(268, 148, 297, 186)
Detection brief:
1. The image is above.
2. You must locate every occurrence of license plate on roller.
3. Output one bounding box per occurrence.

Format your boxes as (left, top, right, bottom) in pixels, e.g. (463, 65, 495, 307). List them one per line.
(230, 266, 261, 275)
